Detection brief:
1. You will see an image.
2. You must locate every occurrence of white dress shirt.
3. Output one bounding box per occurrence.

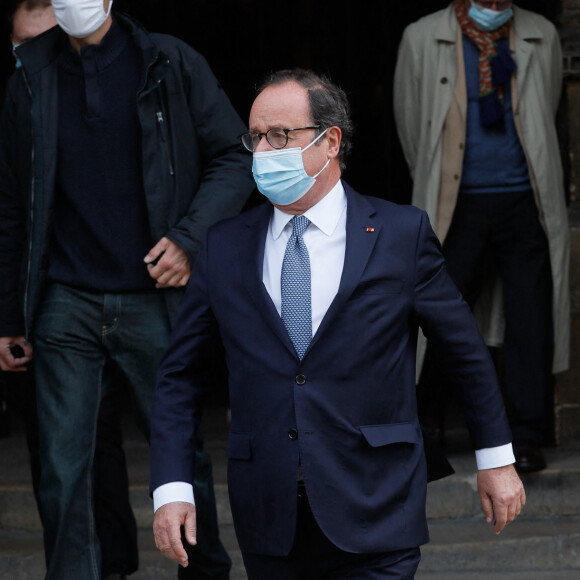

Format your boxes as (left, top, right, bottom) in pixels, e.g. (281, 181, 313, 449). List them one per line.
(153, 179, 514, 512)
(263, 179, 347, 335)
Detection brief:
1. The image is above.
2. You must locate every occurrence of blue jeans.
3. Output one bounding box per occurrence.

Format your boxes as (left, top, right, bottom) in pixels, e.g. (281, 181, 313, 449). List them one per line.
(33, 283, 230, 579)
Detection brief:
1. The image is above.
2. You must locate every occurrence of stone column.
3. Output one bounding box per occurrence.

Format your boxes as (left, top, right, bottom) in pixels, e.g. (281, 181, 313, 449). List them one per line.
(555, 0, 580, 446)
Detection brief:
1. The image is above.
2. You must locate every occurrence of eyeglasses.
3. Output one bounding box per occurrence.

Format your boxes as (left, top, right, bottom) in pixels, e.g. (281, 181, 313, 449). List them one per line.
(239, 126, 320, 152)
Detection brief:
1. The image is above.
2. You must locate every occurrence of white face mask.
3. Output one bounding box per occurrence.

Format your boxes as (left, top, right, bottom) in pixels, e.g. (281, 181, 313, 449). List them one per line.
(252, 129, 330, 206)
(468, 1, 513, 31)
(52, 0, 113, 39)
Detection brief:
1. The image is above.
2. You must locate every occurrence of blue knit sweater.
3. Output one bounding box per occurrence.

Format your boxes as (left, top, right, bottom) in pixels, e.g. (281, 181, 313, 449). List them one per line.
(48, 19, 155, 291)
(460, 35, 532, 194)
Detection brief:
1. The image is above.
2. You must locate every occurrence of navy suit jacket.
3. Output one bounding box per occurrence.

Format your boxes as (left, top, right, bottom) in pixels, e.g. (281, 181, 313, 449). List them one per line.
(150, 181, 512, 556)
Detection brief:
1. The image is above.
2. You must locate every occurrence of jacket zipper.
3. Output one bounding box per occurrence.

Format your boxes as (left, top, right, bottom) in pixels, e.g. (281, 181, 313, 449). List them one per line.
(156, 111, 175, 176)
(22, 70, 34, 342)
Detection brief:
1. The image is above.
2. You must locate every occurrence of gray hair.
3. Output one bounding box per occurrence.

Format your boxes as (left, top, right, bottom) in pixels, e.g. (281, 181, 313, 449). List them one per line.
(256, 68, 354, 172)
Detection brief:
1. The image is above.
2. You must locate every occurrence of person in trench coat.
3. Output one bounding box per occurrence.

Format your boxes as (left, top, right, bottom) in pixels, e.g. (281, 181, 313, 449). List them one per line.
(394, 0, 570, 472)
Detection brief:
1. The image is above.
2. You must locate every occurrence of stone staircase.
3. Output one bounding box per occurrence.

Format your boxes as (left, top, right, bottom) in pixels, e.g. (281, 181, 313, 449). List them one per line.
(1, 406, 579, 580)
(418, 443, 580, 578)
(2, 193, 580, 580)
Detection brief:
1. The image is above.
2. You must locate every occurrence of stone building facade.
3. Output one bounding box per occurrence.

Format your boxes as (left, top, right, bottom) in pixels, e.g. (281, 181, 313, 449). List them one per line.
(556, 0, 580, 445)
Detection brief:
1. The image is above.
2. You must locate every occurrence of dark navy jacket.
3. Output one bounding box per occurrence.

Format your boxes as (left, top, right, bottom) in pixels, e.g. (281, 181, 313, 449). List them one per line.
(0, 13, 254, 337)
(150, 182, 512, 556)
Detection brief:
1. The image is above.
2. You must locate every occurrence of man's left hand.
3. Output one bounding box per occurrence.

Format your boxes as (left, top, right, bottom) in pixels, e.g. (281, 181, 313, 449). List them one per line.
(477, 464, 526, 534)
(145, 237, 192, 288)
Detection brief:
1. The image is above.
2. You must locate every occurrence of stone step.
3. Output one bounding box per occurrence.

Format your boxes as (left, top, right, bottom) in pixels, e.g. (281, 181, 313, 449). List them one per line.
(2, 447, 580, 533)
(420, 516, 580, 574)
(0, 525, 246, 580)
(425, 447, 580, 521)
(2, 411, 580, 578)
(2, 517, 580, 579)
(416, 573, 580, 579)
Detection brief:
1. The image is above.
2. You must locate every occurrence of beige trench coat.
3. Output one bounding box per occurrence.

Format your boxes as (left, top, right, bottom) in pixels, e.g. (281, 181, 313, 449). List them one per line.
(394, 4, 570, 374)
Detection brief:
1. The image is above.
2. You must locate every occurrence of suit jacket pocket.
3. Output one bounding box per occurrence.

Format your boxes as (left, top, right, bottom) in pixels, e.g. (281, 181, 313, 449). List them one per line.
(227, 432, 252, 460)
(359, 422, 420, 447)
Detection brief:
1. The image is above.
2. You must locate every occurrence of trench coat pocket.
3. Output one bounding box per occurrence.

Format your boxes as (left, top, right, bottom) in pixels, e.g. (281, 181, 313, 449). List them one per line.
(359, 423, 420, 447)
(227, 432, 252, 460)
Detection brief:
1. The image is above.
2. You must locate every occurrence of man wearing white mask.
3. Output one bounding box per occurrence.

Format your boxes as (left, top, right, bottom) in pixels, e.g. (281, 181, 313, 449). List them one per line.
(0, 1, 254, 579)
(6, 3, 142, 579)
(394, 1, 569, 473)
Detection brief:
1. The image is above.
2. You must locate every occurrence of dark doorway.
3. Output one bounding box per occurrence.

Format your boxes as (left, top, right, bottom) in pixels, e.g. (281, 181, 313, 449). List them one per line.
(1, 0, 562, 203)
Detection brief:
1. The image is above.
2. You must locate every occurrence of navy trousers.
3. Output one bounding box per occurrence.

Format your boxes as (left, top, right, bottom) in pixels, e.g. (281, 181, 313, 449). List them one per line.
(242, 485, 421, 579)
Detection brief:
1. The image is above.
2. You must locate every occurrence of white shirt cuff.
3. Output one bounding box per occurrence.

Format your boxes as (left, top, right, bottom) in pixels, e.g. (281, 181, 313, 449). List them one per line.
(153, 482, 195, 513)
(475, 443, 515, 470)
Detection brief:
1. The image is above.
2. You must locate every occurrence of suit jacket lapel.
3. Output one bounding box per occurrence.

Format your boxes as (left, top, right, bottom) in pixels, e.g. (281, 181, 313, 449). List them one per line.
(307, 182, 380, 354)
(238, 203, 297, 355)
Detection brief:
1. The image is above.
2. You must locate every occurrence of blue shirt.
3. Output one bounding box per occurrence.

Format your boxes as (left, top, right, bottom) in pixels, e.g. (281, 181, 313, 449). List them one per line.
(460, 35, 532, 194)
(48, 18, 155, 292)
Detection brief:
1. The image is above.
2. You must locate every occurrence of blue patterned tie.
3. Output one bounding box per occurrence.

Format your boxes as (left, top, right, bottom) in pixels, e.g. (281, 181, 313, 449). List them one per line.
(281, 215, 312, 360)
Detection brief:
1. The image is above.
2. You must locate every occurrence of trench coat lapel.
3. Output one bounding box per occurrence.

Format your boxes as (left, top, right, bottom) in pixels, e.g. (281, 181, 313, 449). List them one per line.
(513, 7, 544, 109)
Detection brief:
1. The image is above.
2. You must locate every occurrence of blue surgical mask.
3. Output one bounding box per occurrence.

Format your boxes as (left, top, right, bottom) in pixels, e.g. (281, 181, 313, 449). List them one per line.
(12, 43, 22, 69)
(469, 1, 513, 31)
(252, 129, 329, 206)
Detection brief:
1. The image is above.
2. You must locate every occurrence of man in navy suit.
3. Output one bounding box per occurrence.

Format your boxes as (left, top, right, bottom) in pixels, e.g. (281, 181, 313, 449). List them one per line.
(150, 69, 525, 579)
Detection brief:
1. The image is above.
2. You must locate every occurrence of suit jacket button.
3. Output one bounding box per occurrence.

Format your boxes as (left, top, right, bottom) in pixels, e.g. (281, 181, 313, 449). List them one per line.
(288, 429, 298, 440)
(295, 374, 306, 385)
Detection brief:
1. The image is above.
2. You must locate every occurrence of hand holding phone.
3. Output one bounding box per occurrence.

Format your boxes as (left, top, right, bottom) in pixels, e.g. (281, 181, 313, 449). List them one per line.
(0, 337, 33, 372)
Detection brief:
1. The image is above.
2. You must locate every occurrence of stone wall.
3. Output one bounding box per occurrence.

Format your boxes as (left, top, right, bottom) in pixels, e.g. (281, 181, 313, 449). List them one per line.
(555, 0, 580, 446)
(557, 206, 580, 446)
(562, 0, 580, 203)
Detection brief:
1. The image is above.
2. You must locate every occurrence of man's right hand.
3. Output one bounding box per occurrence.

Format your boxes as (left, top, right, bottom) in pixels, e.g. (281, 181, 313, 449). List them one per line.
(0, 337, 33, 372)
(153, 501, 197, 567)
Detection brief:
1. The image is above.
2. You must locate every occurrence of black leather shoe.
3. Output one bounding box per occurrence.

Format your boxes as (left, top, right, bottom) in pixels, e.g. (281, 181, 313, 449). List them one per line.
(514, 439, 547, 473)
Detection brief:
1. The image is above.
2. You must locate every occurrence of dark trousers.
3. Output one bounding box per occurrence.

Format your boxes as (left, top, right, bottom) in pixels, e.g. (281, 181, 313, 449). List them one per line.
(179, 435, 232, 580)
(34, 284, 230, 579)
(93, 373, 139, 577)
(418, 191, 553, 443)
(0, 362, 141, 576)
(0, 364, 140, 575)
(241, 486, 421, 579)
(0, 368, 41, 511)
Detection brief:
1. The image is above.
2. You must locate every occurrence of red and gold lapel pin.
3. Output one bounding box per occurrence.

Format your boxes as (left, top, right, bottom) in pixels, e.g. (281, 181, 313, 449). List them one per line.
(365, 227, 375, 233)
